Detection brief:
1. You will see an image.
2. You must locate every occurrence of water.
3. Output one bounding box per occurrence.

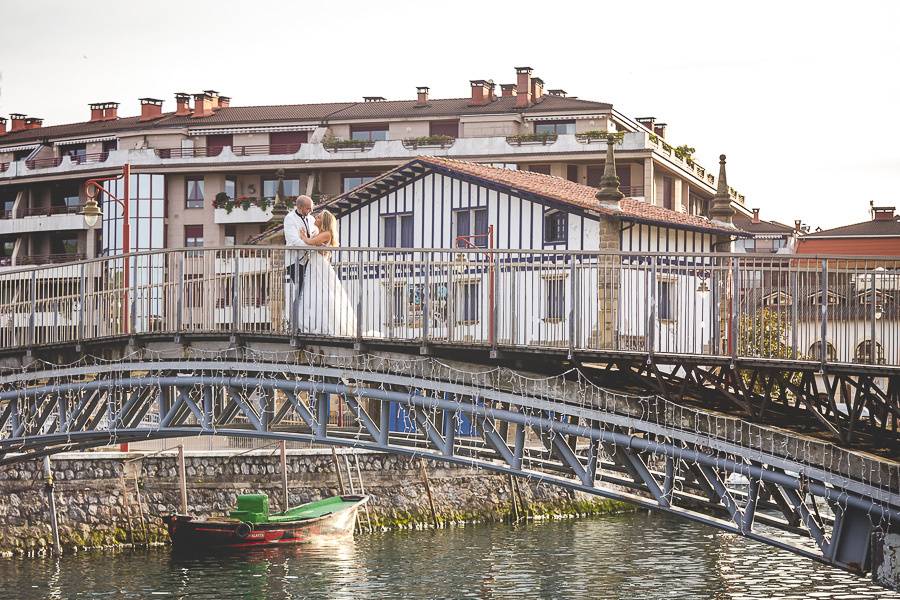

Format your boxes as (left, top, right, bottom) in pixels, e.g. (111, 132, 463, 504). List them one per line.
(1, 513, 897, 599)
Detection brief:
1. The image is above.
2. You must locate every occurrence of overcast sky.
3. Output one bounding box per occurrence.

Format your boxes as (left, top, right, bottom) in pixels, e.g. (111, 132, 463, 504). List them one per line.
(1, 1, 898, 230)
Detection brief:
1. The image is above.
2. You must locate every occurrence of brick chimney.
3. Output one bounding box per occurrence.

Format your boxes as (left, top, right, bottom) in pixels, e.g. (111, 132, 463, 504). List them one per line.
(139, 98, 164, 122)
(175, 93, 192, 116)
(25, 117, 43, 129)
(515, 66, 533, 108)
(547, 89, 567, 97)
(0, 116, 6, 137)
(653, 122, 667, 138)
(104, 102, 119, 121)
(500, 83, 517, 97)
(794, 220, 802, 232)
(637, 117, 656, 132)
(416, 86, 429, 107)
(192, 92, 214, 118)
(752, 208, 760, 224)
(9, 114, 26, 132)
(204, 90, 220, 109)
(873, 206, 896, 221)
(218, 96, 231, 109)
(89, 103, 105, 122)
(469, 80, 494, 106)
(531, 77, 544, 102)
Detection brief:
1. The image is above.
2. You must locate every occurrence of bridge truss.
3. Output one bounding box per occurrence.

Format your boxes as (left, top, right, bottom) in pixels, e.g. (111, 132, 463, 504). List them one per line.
(0, 346, 898, 578)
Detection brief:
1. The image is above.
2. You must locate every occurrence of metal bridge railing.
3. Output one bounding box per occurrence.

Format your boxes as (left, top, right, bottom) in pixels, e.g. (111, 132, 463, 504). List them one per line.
(0, 246, 897, 368)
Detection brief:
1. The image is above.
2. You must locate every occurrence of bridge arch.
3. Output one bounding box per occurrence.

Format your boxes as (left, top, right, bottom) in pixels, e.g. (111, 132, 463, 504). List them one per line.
(1, 347, 897, 579)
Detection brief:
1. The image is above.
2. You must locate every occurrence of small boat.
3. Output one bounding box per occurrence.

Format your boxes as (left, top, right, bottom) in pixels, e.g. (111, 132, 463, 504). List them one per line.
(162, 493, 369, 550)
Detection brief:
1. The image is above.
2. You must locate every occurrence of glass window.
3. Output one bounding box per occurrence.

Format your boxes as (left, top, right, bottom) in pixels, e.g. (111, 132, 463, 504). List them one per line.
(350, 125, 389, 142)
(528, 164, 552, 175)
(53, 183, 81, 212)
(454, 209, 469, 246)
(454, 208, 489, 247)
(102, 139, 118, 153)
(545, 278, 565, 320)
(52, 237, 78, 255)
(658, 281, 674, 320)
(544, 212, 567, 243)
(224, 225, 236, 246)
(225, 177, 237, 200)
(459, 282, 480, 322)
(534, 120, 575, 135)
(64, 145, 87, 161)
(383, 216, 397, 248)
(566, 165, 579, 183)
(662, 177, 674, 211)
(184, 225, 204, 255)
(429, 121, 459, 137)
(186, 177, 204, 209)
(262, 178, 301, 201)
(342, 174, 376, 193)
(473, 208, 488, 247)
(400, 214, 414, 248)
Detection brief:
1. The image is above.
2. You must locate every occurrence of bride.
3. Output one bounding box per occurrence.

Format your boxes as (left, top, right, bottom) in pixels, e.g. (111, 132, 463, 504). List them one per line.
(298, 210, 357, 336)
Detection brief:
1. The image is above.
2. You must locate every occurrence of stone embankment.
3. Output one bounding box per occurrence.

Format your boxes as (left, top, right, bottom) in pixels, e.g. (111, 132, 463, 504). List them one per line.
(0, 448, 628, 556)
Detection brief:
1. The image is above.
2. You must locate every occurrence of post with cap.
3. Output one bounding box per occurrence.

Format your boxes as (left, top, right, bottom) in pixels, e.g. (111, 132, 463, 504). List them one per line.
(595, 135, 624, 207)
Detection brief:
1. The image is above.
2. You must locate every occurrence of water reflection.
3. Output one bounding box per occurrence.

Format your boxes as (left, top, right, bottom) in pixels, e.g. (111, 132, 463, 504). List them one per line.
(0, 514, 896, 599)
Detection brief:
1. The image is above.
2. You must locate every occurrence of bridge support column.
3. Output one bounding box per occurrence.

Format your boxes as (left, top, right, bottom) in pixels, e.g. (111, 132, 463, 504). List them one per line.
(873, 532, 900, 591)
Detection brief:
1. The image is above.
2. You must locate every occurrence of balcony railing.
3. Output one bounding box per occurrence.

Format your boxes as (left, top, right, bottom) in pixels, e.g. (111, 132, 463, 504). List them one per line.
(70, 152, 110, 165)
(25, 157, 64, 169)
(620, 185, 645, 197)
(156, 147, 213, 159)
(0, 163, 8, 173)
(0, 247, 897, 371)
(20, 205, 81, 217)
(231, 144, 303, 156)
(14, 252, 85, 266)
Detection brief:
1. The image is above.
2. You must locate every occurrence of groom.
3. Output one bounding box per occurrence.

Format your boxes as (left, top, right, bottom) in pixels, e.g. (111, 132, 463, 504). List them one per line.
(284, 195, 319, 327)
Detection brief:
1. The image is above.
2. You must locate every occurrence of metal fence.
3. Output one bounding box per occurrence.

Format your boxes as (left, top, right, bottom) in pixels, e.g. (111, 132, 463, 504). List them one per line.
(0, 247, 897, 368)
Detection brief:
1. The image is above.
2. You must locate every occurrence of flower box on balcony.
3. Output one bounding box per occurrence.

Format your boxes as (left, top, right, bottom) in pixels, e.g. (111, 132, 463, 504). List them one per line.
(575, 131, 625, 144)
(505, 133, 558, 146)
(323, 139, 375, 152)
(402, 135, 455, 150)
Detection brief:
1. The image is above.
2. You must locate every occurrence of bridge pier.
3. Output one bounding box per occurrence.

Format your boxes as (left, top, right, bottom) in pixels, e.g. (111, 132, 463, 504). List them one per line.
(873, 532, 900, 591)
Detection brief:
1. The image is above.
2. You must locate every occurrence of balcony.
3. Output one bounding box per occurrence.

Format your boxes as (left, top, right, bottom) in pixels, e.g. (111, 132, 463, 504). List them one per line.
(0, 205, 88, 235)
(25, 157, 63, 169)
(14, 253, 86, 266)
(214, 204, 273, 224)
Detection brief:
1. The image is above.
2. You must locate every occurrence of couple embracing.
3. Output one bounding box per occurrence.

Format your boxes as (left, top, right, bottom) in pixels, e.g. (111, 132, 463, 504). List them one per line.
(283, 195, 356, 336)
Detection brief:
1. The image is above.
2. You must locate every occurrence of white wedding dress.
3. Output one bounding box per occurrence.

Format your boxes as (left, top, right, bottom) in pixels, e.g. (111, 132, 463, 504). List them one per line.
(300, 251, 356, 336)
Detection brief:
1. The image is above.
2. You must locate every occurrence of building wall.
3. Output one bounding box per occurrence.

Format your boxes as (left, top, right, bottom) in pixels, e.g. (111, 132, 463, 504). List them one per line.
(796, 238, 900, 256)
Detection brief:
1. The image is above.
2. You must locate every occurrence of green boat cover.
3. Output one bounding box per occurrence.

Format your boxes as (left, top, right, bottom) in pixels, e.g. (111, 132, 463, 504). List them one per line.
(227, 493, 359, 524)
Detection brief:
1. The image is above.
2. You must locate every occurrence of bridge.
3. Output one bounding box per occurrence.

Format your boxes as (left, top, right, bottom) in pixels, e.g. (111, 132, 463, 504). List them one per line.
(0, 246, 898, 586)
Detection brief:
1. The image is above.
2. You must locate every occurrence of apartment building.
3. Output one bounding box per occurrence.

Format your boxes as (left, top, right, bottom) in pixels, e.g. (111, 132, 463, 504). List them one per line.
(0, 66, 750, 268)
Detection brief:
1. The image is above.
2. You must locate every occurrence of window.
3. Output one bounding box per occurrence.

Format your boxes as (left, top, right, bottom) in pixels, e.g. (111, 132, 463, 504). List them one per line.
(566, 165, 579, 183)
(688, 192, 707, 216)
(350, 124, 389, 142)
(534, 120, 575, 135)
(51, 237, 78, 256)
(382, 214, 415, 248)
(657, 281, 674, 320)
(269, 131, 307, 152)
(528, 164, 552, 175)
(809, 341, 837, 362)
(206, 134, 233, 157)
(185, 177, 205, 209)
(342, 174, 376, 193)
(13, 149, 33, 162)
(616, 165, 631, 191)
(544, 211, 567, 244)
(545, 278, 565, 321)
(53, 183, 81, 212)
(184, 225, 204, 255)
(224, 225, 236, 246)
(225, 177, 237, 200)
(459, 282, 480, 323)
(262, 178, 300, 202)
(185, 274, 203, 308)
(63, 144, 87, 162)
(0, 239, 13, 266)
(662, 176, 674, 211)
(429, 120, 459, 137)
(586, 165, 603, 187)
(454, 208, 489, 247)
(102, 139, 118, 153)
(855, 340, 884, 365)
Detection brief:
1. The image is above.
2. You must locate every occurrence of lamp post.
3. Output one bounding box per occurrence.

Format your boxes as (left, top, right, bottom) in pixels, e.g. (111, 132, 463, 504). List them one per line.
(81, 163, 131, 332)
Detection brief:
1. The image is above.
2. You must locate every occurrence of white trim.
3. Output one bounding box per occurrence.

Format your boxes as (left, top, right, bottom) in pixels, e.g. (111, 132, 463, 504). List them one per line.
(524, 114, 607, 122)
(189, 125, 317, 136)
(0, 143, 39, 153)
(53, 135, 116, 146)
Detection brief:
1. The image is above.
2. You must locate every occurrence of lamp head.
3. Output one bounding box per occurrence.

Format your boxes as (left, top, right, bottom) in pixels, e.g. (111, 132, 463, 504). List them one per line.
(81, 196, 102, 229)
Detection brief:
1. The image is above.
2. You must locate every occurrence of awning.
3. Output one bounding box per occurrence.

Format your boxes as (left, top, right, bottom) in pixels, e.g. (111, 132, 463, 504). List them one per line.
(54, 135, 117, 146)
(524, 114, 608, 121)
(0, 143, 39, 153)
(189, 125, 318, 136)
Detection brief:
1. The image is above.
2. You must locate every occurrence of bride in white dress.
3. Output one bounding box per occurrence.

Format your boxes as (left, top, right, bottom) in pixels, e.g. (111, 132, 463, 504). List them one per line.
(298, 210, 356, 336)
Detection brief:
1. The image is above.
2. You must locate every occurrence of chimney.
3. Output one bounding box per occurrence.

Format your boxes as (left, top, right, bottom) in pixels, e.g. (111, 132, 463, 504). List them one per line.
(204, 90, 220, 109)
(469, 80, 493, 106)
(752, 208, 760, 224)
(89, 103, 105, 122)
(103, 102, 119, 121)
(218, 96, 231, 109)
(637, 117, 656, 132)
(515, 66, 533, 108)
(794, 220, 803, 232)
(363, 96, 386, 102)
(139, 98, 164, 122)
(873, 206, 896, 221)
(416, 86, 429, 107)
(531, 77, 544, 102)
(175, 93, 192, 116)
(653, 123, 667, 138)
(0, 116, 6, 136)
(500, 83, 517, 97)
(547, 89, 567, 97)
(25, 117, 43, 130)
(192, 92, 214, 118)
(9, 114, 26, 132)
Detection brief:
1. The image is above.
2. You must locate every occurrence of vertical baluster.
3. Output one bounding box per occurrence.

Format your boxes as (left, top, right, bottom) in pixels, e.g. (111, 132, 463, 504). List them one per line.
(568, 253, 576, 358)
(648, 256, 657, 355)
(820, 259, 829, 367)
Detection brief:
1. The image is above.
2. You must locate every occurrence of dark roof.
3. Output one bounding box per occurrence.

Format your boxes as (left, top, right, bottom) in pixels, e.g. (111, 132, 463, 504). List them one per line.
(733, 212, 795, 235)
(803, 217, 900, 238)
(0, 96, 612, 146)
(323, 156, 739, 235)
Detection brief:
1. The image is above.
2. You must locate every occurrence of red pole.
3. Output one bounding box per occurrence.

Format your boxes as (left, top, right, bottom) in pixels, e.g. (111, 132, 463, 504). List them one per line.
(122, 164, 130, 334)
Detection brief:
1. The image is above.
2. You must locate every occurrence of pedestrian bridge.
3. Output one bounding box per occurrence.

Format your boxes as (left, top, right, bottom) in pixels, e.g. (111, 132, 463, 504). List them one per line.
(0, 247, 898, 583)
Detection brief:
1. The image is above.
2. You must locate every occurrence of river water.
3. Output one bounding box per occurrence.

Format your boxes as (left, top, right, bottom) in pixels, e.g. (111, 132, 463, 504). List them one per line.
(1, 513, 896, 599)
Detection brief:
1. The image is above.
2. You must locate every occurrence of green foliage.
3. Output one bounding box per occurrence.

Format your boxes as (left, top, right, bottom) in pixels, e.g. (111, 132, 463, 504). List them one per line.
(575, 130, 626, 143)
(737, 308, 803, 394)
(323, 138, 376, 150)
(214, 194, 286, 213)
(506, 132, 558, 145)
(402, 135, 455, 148)
(674, 144, 696, 161)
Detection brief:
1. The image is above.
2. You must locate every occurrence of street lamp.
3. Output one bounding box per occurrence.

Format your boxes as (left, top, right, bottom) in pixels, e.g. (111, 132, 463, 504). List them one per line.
(80, 163, 132, 331)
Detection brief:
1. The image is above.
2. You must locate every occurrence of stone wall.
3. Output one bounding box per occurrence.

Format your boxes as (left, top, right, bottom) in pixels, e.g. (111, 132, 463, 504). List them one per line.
(0, 448, 627, 557)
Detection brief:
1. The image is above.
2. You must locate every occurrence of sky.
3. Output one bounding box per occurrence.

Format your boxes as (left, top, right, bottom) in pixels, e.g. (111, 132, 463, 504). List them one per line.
(1, 0, 898, 230)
